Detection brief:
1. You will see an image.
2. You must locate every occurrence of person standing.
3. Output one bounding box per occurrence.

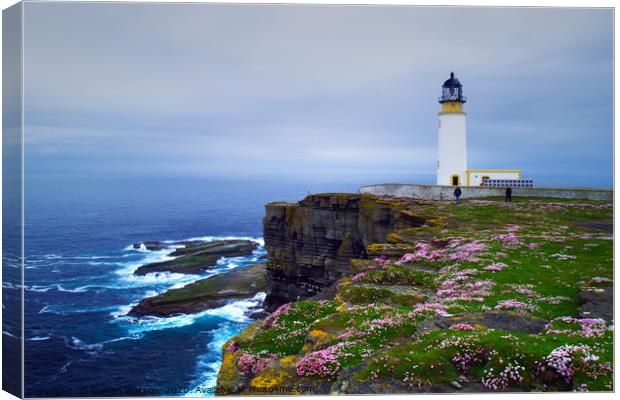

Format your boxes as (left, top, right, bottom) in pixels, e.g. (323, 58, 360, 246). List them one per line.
(505, 186, 512, 202)
(454, 186, 462, 205)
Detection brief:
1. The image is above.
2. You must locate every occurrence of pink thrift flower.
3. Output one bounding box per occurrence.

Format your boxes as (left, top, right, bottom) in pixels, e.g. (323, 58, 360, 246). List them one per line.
(449, 323, 476, 331)
(484, 262, 507, 272)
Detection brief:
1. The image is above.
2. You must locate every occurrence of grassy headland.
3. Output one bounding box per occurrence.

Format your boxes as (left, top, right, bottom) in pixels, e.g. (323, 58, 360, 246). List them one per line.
(218, 196, 613, 394)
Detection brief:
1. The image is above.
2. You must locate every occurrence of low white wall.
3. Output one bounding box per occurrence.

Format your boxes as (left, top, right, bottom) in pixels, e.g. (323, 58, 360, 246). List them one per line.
(359, 183, 612, 201)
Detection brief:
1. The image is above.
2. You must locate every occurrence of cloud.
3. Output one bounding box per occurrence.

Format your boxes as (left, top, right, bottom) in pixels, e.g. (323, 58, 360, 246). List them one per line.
(22, 3, 613, 186)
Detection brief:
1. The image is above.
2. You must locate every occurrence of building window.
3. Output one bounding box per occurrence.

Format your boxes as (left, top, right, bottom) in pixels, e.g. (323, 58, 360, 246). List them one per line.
(451, 175, 460, 186)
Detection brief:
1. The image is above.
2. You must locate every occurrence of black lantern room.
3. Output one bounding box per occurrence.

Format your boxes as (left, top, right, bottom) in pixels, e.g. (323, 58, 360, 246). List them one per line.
(438, 72, 466, 103)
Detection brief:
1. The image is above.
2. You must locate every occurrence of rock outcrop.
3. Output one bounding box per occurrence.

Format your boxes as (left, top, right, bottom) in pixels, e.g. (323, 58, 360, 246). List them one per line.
(129, 264, 266, 317)
(262, 194, 425, 311)
(134, 240, 258, 275)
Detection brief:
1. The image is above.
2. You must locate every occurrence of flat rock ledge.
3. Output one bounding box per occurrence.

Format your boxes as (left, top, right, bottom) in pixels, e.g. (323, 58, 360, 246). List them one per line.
(134, 239, 258, 275)
(129, 264, 266, 317)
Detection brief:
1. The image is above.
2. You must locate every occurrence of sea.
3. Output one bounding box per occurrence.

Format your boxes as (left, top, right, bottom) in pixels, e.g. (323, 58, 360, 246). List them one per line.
(16, 176, 365, 397)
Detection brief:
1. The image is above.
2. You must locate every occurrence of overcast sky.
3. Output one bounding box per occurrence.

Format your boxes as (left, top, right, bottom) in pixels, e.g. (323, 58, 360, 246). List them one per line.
(22, 3, 613, 186)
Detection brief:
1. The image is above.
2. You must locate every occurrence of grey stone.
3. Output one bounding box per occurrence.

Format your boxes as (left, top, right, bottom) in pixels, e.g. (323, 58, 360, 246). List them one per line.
(360, 183, 612, 201)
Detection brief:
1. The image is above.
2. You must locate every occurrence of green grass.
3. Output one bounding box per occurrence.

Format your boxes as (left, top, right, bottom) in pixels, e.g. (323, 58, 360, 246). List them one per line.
(242, 300, 338, 356)
(356, 326, 613, 391)
(225, 196, 613, 392)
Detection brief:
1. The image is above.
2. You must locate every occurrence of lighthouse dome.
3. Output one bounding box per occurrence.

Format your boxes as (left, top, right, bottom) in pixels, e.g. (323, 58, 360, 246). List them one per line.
(442, 72, 461, 88)
(439, 71, 466, 103)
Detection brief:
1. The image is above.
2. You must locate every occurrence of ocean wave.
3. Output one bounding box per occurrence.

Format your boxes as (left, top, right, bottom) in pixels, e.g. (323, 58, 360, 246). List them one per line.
(113, 270, 209, 293)
(116, 312, 208, 336)
(103, 334, 145, 343)
(182, 292, 267, 396)
(72, 255, 118, 260)
(114, 292, 266, 336)
(202, 292, 266, 323)
(2, 282, 21, 290)
(87, 261, 123, 266)
(64, 336, 103, 354)
(172, 235, 265, 247)
(63, 330, 149, 357)
(115, 248, 176, 274)
(1, 260, 21, 269)
(39, 304, 120, 315)
(216, 249, 267, 270)
(2, 330, 18, 339)
(59, 361, 72, 374)
(122, 242, 185, 252)
(125, 235, 265, 251)
(186, 322, 248, 397)
(109, 291, 159, 318)
(26, 284, 89, 293)
(27, 336, 51, 341)
(123, 243, 147, 252)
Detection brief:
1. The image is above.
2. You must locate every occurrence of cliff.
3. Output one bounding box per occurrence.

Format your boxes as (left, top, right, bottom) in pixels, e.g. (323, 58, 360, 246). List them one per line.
(216, 194, 613, 394)
(262, 194, 426, 311)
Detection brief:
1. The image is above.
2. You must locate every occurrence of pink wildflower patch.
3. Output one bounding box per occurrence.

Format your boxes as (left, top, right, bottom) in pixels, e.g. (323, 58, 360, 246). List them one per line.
(237, 351, 275, 376)
(367, 315, 406, 331)
(337, 331, 355, 340)
(449, 323, 476, 331)
(225, 341, 238, 353)
(591, 276, 612, 284)
(398, 242, 445, 264)
(544, 317, 609, 338)
(452, 346, 488, 373)
(528, 243, 540, 249)
(515, 288, 537, 297)
(493, 233, 519, 243)
(262, 303, 291, 329)
(448, 240, 487, 262)
(536, 344, 593, 384)
(408, 302, 449, 317)
(484, 262, 507, 272)
(494, 299, 538, 313)
(437, 270, 495, 303)
(296, 343, 351, 377)
(481, 362, 525, 390)
(439, 336, 488, 374)
(399, 238, 487, 264)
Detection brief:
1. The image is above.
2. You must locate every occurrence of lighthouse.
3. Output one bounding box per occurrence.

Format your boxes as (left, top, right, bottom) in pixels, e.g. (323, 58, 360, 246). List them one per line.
(436, 72, 467, 186)
(434, 72, 530, 187)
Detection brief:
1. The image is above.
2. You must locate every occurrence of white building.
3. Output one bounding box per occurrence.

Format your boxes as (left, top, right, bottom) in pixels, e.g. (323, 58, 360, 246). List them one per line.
(436, 72, 531, 188)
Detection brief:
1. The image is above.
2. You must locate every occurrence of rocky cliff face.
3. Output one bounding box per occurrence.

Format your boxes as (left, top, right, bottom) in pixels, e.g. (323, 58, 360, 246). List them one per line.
(262, 194, 425, 311)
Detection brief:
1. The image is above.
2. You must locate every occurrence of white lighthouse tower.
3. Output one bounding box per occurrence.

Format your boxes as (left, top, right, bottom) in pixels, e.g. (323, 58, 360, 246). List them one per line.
(437, 72, 467, 186)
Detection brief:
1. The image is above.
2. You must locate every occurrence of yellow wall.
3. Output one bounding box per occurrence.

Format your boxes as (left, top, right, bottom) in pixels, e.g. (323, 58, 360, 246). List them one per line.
(441, 101, 463, 113)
